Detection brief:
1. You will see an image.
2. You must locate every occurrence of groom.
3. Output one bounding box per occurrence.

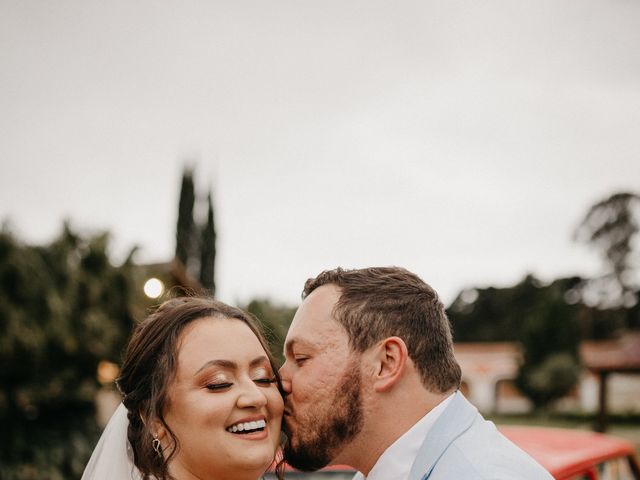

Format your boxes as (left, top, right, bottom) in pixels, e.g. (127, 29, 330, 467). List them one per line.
(279, 267, 552, 480)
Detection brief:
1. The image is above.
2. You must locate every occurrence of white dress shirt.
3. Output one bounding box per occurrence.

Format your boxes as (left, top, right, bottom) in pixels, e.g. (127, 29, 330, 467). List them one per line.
(353, 393, 455, 480)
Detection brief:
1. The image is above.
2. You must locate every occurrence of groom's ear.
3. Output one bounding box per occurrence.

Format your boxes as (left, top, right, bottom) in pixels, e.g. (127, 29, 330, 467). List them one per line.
(371, 336, 408, 393)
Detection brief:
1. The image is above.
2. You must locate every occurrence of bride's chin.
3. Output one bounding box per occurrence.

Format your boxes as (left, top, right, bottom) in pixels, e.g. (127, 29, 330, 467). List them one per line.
(220, 457, 277, 480)
(169, 459, 272, 480)
(244, 451, 277, 470)
(167, 444, 278, 479)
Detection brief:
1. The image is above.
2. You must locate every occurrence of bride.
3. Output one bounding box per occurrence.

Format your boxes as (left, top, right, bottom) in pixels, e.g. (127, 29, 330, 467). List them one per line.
(82, 297, 285, 480)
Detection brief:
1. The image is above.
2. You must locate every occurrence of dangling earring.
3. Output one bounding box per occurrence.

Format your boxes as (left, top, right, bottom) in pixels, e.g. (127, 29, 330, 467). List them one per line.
(152, 437, 162, 458)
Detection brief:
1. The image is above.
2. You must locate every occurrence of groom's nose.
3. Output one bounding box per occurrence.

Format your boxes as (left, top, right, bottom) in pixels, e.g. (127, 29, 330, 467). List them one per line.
(278, 361, 292, 395)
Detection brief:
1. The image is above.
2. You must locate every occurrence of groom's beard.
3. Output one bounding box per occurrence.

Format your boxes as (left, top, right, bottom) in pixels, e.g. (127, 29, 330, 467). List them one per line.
(283, 365, 363, 472)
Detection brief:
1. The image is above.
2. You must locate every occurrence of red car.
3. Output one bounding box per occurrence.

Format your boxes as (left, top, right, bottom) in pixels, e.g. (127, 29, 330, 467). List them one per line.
(266, 426, 640, 479)
(500, 426, 640, 480)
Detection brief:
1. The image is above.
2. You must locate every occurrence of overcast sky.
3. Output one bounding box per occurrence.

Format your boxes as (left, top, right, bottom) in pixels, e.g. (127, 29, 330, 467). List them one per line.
(1, 0, 639, 307)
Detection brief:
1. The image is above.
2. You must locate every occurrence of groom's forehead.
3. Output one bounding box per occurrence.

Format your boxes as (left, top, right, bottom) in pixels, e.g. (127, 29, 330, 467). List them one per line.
(285, 321, 346, 349)
(284, 337, 309, 354)
(284, 319, 350, 360)
(292, 285, 342, 327)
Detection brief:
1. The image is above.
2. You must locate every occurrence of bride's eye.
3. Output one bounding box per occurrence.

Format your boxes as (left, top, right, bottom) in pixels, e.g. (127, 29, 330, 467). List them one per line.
(206, 382, 233, 391)
(253, 377, 277, 386)
(252, 366, 276, 386)
(204, 372, 233, 391)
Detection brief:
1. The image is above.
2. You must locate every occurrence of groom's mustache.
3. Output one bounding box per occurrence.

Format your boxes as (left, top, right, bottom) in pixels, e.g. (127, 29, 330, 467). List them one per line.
(282, 407, 294, 424)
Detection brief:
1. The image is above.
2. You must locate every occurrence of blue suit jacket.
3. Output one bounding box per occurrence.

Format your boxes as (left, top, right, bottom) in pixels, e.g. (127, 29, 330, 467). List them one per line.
(407, 392, 553, 480)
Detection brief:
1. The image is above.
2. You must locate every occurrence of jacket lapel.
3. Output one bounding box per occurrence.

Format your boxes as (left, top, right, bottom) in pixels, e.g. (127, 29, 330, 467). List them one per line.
(408, 391, 478, 480)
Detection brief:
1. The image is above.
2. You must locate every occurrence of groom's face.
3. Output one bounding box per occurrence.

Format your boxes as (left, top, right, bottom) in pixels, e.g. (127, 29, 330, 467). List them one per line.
(280, 285, 364, 471)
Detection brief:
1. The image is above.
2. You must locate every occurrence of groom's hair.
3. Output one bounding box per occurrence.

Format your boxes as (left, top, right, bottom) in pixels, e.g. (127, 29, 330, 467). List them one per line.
(117, 296, 284, 480)
(303, 266, 461, 394)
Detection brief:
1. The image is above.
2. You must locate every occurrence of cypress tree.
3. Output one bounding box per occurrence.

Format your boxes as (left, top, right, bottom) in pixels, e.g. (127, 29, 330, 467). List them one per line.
(199, 192, 216, 296)
(175, 168, 196, 268)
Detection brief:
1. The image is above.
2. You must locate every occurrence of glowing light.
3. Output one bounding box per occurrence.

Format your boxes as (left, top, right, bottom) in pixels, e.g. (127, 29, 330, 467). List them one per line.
(97, 360, 120, 385)
(144, 278, 164, 298)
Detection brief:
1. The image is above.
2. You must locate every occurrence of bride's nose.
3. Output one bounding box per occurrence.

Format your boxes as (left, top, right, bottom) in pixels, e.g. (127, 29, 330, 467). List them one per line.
(236, 381, 268, 408)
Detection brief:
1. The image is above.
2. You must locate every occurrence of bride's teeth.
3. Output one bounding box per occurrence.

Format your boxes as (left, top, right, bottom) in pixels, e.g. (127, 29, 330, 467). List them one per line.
(227, 419, 267, 433)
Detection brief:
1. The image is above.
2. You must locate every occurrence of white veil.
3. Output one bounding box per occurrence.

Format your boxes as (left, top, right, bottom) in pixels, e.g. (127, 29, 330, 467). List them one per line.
(81, 403, 143, 480)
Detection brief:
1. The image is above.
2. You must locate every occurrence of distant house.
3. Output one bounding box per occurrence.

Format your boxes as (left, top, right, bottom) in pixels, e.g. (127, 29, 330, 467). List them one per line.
(455, 334, 640, 416)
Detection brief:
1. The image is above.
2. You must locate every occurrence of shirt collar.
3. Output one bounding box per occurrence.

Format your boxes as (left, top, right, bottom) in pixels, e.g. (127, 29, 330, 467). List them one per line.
(353, 393, 455, 480)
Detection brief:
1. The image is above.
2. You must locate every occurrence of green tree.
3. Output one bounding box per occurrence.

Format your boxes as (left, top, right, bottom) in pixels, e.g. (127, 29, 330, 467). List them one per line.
(575, 191, 640, 308)
(199, 192, 216, 296)
(448, 275, 583, 409)
(0, 224, 136, 480)
(175, 167, 196, 270)
(244, 298, 297, 365)
(515, 292, 582, 410)
(448, 275, 622, 341)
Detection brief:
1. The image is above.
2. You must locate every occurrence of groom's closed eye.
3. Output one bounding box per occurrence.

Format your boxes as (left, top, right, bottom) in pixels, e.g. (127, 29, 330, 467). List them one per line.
(294, 356, 309, 366)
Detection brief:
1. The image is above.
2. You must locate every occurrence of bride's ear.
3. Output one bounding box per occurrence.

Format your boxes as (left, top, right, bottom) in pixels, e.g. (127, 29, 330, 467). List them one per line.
(140, 411, 167, 441)
(152, 425, 167, 442)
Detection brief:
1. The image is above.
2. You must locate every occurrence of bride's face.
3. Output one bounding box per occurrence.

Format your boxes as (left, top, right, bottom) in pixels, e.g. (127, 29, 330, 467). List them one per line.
(160, 317, 283, 479)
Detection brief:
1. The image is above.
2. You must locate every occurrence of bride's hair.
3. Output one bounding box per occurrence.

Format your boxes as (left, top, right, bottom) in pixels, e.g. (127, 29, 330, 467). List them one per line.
(116, 296, 285, 480)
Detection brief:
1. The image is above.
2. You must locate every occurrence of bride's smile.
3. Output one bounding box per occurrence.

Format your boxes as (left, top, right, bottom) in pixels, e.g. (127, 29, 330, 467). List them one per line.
(84, 298, 288, 480)
(158, 317, 284, 479)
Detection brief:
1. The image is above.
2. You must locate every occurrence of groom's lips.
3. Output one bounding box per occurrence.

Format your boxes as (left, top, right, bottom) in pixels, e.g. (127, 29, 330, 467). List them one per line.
(283, 410, 295, 431)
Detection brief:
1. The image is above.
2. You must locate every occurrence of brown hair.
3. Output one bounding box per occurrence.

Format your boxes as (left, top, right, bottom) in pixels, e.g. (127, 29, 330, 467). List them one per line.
(116, 296, 284, 480)
(303, 267, 461, 393)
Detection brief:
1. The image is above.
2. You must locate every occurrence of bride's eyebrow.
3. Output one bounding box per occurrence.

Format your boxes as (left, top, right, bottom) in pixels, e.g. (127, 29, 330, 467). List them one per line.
(195, 359, 235, 375)
(195, 356, 270, 375)
(249, 355, 270, 369)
